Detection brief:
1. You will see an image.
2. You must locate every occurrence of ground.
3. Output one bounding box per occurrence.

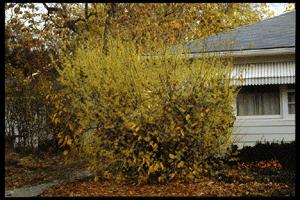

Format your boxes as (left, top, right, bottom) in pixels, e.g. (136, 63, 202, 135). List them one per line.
(5, 152, 295, 197)
(5, 151, 86, 191)
(41, 178, 293, 197)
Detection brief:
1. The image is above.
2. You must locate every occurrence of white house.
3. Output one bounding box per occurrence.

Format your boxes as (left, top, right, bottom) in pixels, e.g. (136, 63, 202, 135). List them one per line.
(184, 11, 295, 147)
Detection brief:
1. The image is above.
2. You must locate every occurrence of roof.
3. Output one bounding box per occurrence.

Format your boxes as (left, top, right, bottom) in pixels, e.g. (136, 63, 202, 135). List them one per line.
(185, 11, 295, 53)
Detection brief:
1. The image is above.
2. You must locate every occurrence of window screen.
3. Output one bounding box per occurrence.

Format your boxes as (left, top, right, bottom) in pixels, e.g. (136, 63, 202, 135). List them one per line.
(287, 84, 295, 114)
(236, 85, 280, 116)
(288, 91, 295, 114)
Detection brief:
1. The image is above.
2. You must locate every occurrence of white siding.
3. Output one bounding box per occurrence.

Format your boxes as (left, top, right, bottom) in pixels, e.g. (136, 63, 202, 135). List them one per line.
(232, 61, 295, 85)
(233, 119, 295, 148)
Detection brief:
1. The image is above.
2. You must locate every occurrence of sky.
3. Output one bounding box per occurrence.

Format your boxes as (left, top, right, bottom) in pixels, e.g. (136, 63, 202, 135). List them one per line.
(6, 3, 291, 18)
(268, 3, 289, 16)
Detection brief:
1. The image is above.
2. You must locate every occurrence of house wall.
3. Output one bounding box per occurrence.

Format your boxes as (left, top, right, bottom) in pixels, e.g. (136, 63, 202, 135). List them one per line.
(233, 117, 295, 147)
(232, 53, 295, 147)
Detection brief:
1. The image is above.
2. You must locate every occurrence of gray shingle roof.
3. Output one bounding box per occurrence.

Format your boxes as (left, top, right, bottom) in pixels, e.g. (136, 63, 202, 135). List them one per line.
(185, 11, 295, 53)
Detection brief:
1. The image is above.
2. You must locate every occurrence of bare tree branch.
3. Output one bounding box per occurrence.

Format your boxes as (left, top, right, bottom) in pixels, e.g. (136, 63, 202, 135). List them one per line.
(43, 3, 98, 34)
(42, 3, 61, 14)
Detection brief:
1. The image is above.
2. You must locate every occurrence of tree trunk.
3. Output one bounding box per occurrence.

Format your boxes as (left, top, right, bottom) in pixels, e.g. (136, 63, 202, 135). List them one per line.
(85, 3, 89, 31)
(103, 3, 116, 55)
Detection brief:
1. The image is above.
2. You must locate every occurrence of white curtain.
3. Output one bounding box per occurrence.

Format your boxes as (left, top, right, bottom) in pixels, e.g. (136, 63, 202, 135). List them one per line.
(237, 85, 280, 116)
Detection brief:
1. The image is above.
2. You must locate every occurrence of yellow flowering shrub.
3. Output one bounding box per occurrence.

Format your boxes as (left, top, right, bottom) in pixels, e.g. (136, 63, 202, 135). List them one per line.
(53, 36, 238, 184)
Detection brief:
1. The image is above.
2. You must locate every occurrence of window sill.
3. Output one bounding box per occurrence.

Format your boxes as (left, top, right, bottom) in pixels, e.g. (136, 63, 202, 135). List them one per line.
(236, 115, 282, 120)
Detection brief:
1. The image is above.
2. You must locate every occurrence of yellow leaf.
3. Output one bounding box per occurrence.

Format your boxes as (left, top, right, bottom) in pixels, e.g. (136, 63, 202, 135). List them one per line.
(138, 136, 142, 141)
(62, 137, 68, 146)
(169, 154, 176, 159)
(94, 176, 99, 182)
(171, 21, 181, 29)
(180, 130, 185, 136)
(52, 113, 57, 121)
(57, 132, 62, 138)
(69, 123, 74, 131)
(152, 143, 158, 151)
(53, 117, 60, 125)
(175, 127, 181, 131)
(67, 138, 72, 146)
(130, 122, 137, 129)
(135, 126, 140, 132)
(148, 165, 155, 174)
(191, 123, 198, 128)
(63, 150, 68, 156)
(154, 163, 160, 171)
(144, 136, 151, 142)
(160, 162, 164, 170)
(185, 114, 190, 121)
(133, 131, 138, 136)
(158, 176, 164, 182)
(169, 173, 176, 179)
(177, 161, 185, 168)
(58, 138, 63, 145)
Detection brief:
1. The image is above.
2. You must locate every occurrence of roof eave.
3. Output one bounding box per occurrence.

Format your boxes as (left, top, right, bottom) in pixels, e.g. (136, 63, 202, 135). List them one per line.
(186, 47, 295, 58)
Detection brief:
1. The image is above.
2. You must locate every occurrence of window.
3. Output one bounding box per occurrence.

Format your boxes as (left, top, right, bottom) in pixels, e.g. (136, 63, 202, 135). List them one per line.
(287, 85, 295, 114)
(236, 85, 280, 116)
